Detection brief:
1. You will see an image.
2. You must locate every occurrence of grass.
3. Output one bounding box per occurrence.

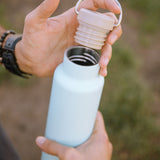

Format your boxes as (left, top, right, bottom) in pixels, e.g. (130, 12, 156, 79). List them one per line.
(100, 43, 160, 160)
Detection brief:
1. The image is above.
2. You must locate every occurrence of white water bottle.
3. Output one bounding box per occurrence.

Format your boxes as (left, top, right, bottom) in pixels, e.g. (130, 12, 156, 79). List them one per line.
(41, 46, 104, 160)
(42, 1, 122, 159)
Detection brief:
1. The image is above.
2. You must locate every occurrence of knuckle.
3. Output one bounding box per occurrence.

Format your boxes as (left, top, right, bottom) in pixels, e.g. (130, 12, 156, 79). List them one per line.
(99, 59, 105, 68)
(109, 142, 113, 153)
(108, 54, 112, 61)
(42, 139, 53, 152)
(108, 46, 112, 60)
(108, 43, 112, 51)
(110, 52, 112, 59)
(93, 0, 99, 8)
(63, 148, 80, 160)
(24, 14, 32, 25)
(99, 132, 109, 145)
(116, 25, 123, 37)
(41, 6, 51, 15)
(24, 13, 34, 25)
(103, 133, 109, 142)
(101, 134, 113, 153)
(119, 26, 123, 36)
(108, 49, 112, 60)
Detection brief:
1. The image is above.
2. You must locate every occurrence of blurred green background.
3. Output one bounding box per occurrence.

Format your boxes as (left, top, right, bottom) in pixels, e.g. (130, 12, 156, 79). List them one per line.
(0, 0, 160, 160)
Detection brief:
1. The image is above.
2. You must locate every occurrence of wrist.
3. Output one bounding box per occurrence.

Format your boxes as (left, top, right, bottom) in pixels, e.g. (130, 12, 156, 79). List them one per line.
(0, 25, 6, 37)
(1, 32, 31, 78)
(15, 41, 32, 74)
(15, 41, 26, 72)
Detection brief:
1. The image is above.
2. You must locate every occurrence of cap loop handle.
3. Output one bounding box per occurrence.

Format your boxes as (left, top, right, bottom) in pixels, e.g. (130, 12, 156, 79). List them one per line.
(75, 0, 122, 27)
(113, 0, 122, 27)
(75, 0, 83, 14)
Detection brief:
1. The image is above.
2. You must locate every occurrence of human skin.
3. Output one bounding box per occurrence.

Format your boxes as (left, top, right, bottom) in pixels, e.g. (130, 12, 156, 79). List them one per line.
(36, 111, 113, 160)
(11, 0, 122, 77)
(0, 25, 5, 34)
(0, 0, 122, 77)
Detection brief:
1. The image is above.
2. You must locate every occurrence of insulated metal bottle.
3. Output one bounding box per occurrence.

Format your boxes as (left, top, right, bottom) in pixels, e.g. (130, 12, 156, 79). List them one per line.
(41, 46, 104, 160)
(41, 1, 123, 159)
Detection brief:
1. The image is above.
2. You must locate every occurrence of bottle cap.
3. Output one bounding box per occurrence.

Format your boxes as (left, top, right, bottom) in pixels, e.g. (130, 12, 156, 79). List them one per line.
(75, 8, 115, 50)
(74, 0, 122, 50)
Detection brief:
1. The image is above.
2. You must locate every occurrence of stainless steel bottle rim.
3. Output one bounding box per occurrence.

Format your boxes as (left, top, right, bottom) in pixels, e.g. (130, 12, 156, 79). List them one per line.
(66, 46, 100, 66)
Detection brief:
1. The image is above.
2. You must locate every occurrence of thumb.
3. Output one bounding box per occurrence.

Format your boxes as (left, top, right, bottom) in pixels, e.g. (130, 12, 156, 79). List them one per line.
(35, 136, 70, 158)
(32, 0, 60, 21)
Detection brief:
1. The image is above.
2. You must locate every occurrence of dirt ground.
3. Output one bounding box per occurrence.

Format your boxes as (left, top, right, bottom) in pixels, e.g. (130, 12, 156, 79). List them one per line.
(0, 1, 160, 160)
(0, 78, 51, 160)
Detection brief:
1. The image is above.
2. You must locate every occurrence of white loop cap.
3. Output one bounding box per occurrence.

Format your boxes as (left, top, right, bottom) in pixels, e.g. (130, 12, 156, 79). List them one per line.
(75, 8, 115, 50)
(75, 0, 123, 27)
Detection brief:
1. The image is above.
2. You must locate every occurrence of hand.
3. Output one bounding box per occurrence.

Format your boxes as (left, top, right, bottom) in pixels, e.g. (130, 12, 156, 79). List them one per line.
(15, 0, 122, 77)
(35, 111, 113, 160)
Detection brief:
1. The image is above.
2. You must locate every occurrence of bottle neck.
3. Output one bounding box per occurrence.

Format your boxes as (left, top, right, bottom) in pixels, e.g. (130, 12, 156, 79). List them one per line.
(62, 46, 100, 80)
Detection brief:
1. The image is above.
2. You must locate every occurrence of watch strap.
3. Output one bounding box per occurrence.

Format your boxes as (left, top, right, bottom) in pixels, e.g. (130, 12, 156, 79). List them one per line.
(4, 35, 22, 51)
(0, 30, 15, 62)
(2, 35, 30, 78)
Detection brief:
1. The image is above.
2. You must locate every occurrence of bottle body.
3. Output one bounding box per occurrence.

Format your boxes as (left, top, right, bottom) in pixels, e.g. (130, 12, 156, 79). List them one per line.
(41, 46, 104, 160)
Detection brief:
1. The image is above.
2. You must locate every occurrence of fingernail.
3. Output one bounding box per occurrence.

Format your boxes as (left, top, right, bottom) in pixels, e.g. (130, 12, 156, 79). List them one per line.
(36, 136, 46, 145)
(110, 35, 117, 45)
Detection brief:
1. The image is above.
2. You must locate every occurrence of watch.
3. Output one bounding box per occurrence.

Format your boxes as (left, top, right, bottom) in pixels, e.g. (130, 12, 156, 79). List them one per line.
(2, 34, 31, 78)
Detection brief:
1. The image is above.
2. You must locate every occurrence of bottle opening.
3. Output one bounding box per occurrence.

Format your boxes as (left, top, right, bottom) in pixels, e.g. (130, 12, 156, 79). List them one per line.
(67, 46, 100, 66)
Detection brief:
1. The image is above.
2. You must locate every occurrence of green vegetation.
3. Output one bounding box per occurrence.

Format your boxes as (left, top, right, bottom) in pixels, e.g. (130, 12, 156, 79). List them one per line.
(124, 0, 160, 47)
(0, 2, 11, 29)
(125, 0, 160, 47)
(100, 43, 160, 160)
(126, 0, 160, 33)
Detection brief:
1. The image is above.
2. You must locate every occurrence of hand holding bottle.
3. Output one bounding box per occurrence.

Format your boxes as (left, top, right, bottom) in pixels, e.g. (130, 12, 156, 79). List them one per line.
(36, 111, 113, 160)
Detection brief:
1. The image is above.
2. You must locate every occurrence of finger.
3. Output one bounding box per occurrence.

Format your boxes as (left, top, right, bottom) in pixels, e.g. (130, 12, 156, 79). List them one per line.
(100, 43, 112, 67)
(108, 142, 113, 159)
(31, 0, 60, 22)
(79, 0, 121, 14)
(99, 67, 108, 77)
(35, 136, 69, 158)
(101, 12, 122, 45)
(107, 25, 122, 45)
